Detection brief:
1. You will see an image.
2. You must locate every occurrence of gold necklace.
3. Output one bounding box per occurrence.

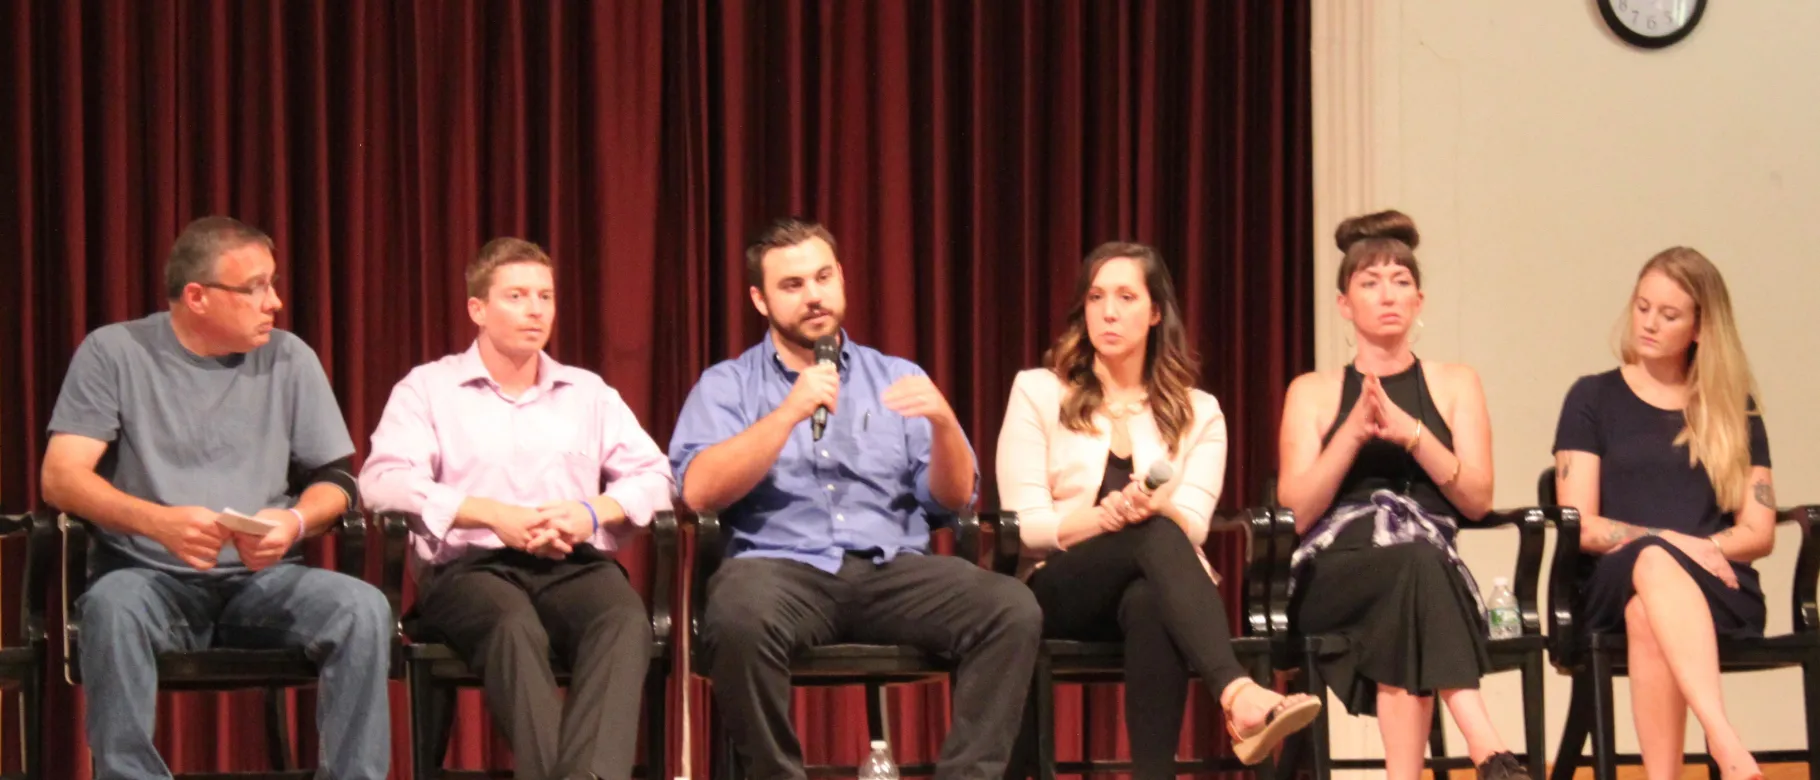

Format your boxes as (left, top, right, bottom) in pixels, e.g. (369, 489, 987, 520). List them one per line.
(1104, 396, 1149, 419)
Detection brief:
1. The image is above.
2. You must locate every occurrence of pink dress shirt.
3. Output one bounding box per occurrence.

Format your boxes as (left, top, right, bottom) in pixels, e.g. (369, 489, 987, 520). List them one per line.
(358, 343, 675, 568)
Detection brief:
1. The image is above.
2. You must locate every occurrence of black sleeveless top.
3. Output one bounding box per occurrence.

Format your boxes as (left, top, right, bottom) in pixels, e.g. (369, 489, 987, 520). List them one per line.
(1096, 453, 1136, 502)
(1320, 360, 1460, 519)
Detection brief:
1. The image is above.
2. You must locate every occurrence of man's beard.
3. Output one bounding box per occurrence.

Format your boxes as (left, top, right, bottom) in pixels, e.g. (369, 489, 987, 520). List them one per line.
(770, 309, 841, 351)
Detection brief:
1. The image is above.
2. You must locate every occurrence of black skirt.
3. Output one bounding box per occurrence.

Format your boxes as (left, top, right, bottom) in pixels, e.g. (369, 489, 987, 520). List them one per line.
(1290, 520, 1491, 716)
(1579, 536, 1765, 639)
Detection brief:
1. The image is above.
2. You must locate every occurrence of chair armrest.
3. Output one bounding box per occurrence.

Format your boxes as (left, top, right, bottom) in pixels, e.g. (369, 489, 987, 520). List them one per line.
(1469, 506, 1558, 637)
(376, 513, 413, 627)
(1209, 506, 1284, 638)
(333, 511, 367, 579)
(949, 511, 980, 566)
(1263, 504, 1298, 637)
(56, 513, 94, 658)
(988, 511, 1022, 577)
(1541, 506, 1583, 664)
(1781, 505, 1819, 634)
(17, 512, 57, 648)
(649, 510, 678, 644)
(683, 511, 724, 643)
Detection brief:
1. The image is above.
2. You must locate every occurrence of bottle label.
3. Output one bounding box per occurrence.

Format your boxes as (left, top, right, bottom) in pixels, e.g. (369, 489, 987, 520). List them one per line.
(1488, 607, 1520, 637)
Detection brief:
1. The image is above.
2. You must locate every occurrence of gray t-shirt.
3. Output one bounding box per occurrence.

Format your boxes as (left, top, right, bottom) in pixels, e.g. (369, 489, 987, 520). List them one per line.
(48, 311, 355, 577)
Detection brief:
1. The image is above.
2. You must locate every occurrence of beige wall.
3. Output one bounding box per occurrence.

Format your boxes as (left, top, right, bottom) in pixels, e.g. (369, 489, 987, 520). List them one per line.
(1311, 0, 1820, 769)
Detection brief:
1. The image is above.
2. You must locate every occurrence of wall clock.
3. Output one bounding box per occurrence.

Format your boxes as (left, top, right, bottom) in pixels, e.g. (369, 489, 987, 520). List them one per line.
(1598, 0, 1705, 48)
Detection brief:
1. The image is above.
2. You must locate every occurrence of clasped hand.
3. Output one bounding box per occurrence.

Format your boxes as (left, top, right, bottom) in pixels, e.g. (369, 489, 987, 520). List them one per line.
(485, 498, 603, 560)
(1336, 373, 1421, 449)
(1096, 474, 1179, 532)
(159, 506, 300, 572)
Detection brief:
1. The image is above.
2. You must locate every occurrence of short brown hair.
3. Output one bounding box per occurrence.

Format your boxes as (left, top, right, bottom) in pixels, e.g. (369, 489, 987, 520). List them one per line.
(745, 217, 837, 288)
(1334, 209, 1421, 292)
(467, 237, 553, 299)
(165, 216, 275, 300)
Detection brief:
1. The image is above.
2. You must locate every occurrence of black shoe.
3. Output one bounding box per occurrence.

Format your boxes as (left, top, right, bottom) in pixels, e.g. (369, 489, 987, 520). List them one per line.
(1476, 752, 1529, 780)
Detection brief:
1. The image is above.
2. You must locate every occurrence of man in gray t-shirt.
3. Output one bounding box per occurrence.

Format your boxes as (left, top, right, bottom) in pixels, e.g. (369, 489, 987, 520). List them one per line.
(41, 216, 391, 780)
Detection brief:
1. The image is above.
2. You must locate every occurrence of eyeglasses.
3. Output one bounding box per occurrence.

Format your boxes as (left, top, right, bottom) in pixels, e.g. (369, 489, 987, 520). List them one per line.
(200, 275, 281, 302)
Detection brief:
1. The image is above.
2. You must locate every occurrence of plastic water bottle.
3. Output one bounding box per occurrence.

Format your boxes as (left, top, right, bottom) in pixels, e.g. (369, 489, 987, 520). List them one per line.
(859, 740, 900, 780)
(1487, 576, 1521, 640)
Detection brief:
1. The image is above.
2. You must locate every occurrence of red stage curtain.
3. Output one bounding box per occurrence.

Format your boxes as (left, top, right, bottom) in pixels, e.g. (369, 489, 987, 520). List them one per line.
(0, 1, 1311, 777)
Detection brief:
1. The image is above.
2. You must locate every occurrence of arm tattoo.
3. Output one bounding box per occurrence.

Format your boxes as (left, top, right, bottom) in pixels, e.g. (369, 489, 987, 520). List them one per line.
(1560, 455, 1571, 481)
(1602, 520, 1658, 546)
(1753, 480, 1776, 510)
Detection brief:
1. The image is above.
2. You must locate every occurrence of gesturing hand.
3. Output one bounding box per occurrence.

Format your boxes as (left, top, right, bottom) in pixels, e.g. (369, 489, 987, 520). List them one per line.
(881, 375, 959, 431)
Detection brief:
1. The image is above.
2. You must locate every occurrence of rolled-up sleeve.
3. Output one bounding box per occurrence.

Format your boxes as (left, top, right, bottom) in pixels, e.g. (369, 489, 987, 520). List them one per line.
(995, 373, 1063, 553)
(1166, 399, 1228, 547)
(906, 366, 980, 514)
(667, 363, 751, 496)
(595, 388, 676, 539)
(358, 374, 469, 541)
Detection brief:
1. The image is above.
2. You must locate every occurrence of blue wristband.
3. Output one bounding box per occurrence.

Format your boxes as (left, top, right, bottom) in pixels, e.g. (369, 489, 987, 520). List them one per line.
(579, 500, 600, 536)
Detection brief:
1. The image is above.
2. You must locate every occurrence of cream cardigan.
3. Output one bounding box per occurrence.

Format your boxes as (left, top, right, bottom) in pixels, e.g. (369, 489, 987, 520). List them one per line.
(993, 368, 1228, 579)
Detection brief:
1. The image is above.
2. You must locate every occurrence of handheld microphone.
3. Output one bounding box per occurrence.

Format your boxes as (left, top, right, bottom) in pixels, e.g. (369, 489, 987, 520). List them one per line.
(810, 335, 839, 441)
(1141, 461, 1175, 494)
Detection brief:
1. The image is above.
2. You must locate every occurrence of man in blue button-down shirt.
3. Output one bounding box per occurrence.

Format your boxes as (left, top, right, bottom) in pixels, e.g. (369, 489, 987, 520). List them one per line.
(670, 218, 1040, 780)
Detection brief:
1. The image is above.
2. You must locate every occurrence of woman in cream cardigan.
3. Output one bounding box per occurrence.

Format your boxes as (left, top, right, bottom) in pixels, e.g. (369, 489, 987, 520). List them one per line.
(995, 242, 1320, 774)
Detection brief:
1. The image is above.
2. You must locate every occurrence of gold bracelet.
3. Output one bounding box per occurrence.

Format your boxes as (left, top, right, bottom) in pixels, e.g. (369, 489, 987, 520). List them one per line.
(1406, 422, 1425, 453)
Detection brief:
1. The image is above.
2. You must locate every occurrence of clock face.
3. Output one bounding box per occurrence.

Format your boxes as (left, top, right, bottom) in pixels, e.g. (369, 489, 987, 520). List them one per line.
(1600, 0, 1706, 48)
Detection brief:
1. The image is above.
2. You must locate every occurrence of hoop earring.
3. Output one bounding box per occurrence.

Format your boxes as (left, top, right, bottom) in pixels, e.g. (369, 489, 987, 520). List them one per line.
(1409, 318, 1425, 346)
(1344, 330, 1356, 349)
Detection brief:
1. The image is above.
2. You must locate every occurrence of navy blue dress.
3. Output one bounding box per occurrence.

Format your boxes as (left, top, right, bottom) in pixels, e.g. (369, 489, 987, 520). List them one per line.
(1551, 369, 1770, 638)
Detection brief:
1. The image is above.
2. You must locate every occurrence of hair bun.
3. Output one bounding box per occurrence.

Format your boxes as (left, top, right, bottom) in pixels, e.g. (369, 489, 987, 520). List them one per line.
(1335, 210, 1419, 253)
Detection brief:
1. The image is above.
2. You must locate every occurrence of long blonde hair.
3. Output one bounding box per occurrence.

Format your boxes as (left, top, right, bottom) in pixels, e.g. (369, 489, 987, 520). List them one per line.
(1618, 247, 1760, 511)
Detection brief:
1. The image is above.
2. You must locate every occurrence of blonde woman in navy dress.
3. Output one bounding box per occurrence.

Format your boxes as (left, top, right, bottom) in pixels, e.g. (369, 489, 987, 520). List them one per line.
(1552, 248, 1774, 780)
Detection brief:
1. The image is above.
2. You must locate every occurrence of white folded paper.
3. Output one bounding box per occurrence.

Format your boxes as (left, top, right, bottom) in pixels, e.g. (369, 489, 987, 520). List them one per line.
(216, 508, 280, 536)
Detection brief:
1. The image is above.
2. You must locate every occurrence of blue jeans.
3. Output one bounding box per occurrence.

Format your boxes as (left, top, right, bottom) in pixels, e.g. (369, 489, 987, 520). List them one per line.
(77, 562, 393, 780)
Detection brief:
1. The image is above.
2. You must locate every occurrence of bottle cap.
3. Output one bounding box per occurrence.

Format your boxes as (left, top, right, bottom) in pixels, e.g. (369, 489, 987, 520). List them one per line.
(871, 740, 889, 749)
(1493, 576, 1510, 586)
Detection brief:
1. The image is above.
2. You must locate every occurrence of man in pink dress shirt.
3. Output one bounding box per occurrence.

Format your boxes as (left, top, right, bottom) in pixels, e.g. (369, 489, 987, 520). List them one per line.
(358, 238, 675, 780)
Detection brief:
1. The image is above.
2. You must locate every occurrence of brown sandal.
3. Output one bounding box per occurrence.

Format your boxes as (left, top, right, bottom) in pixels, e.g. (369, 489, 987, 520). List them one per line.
(1222, 680, 1323, 765)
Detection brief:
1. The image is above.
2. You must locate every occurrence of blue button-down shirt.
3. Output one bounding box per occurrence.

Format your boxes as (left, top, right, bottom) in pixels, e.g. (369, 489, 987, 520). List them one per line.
(669, 332, 978, 573)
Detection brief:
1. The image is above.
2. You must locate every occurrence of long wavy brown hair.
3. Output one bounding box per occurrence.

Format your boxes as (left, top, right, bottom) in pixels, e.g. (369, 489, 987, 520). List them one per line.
(1044, 242, 1200, 454)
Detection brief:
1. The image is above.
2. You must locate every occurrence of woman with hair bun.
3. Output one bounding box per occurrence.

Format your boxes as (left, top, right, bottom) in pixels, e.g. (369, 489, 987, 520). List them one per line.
(1276, 211, 1529, 779)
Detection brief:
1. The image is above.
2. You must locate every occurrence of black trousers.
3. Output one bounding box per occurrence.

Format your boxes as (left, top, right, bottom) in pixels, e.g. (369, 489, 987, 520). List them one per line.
(702, 553, 1043, 780)
(408, 546, 652, 780)
(1028, 518, 1249, 780)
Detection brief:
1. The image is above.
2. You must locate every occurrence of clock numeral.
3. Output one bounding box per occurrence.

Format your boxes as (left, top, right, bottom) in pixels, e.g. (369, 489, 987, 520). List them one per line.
(1617, 0, 1628, 11)
(1646, 17, 1657, 31)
